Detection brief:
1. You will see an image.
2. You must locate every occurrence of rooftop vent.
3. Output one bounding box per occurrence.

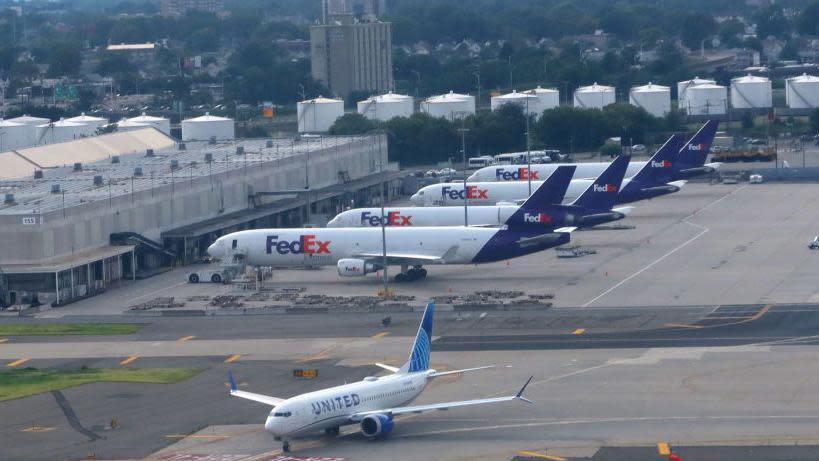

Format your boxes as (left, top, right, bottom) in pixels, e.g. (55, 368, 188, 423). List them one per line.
(50, 184, 61, 194)
(266, 139, 274, 148)
(111, 155, 120, 164)
(208, 136, 217, 145)
(93, 175, 103, 186)
(146, 148, 154, 157)
(170, 159, 180, 170)
(4, 193, 14, 204)
(134, 167, 144, 177)
(178, 142, 186, 150)
(34, 170, 43, 179)
(236, 146, 244, 155)
(204, 152, 213, 163)
(73, 162, 82, 171)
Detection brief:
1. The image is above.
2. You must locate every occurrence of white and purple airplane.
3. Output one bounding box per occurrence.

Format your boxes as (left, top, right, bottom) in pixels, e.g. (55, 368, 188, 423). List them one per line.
(227, 302, 532, 452)
(411, 133, 687, 207)
(466, 120, 719, 182)
(207, 177, 576, 282)
(328, 155, 633, 229)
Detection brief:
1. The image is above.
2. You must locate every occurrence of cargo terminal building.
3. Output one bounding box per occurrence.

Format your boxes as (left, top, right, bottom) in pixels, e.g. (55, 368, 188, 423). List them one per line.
(0, 129, 398, 308)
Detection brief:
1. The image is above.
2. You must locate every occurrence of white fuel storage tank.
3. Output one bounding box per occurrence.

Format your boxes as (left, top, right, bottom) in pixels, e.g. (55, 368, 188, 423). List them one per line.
(124, 113, 171, 135)
(181, 112, 235, 141)
(629, 83, 671, 117)
(65, 113, 108, 131)
(684, 83, 728, 115)
(730, 75, 772, 109)
(526, 86, 560, 114)
(357, 92, 414, 121)
(7, 115, 51, 147)
(420, 91, 476, 120)
(297, 96, 344, 133)
(573, 83, 615, 109)
(490, 90, 539, 116)
(35, 119, 96, 144)
(786, 73, 819, 109)
(677, 77, 716, 104)
(0, 120, 29, 151)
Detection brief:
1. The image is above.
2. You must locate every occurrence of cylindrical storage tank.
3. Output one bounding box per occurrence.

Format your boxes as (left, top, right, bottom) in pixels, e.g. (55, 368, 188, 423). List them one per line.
(490, 90, 539, 116)
(357, 92, 414, 121)
(786, 73, 819, 109)
(65, 112, 108, 131)
(181, 112, 235, 141)
(36, 119, 96, 144)
(685, 84, 728, 115)
(7, 115, 51, 147)
(125, 112, 171, 135)
(297, 96, 344, 133)
(677, 77, 716, 104)
(115, 119, 152, 132)
(731, 75, 772, 109)
(629, 83, 671, 117)
(526, 86, 560, 115)
(573, 83, 615, 109)
(0, 120, 30, 151)
(420, 91, 476, 120)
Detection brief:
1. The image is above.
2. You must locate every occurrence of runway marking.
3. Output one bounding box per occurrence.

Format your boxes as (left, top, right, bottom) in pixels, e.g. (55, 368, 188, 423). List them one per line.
(296, 346, 334, 363)
(657, 442, 671, 455)
(582, 186, 746, 308)
(518, 450, 566, 461)
(120, 355, 139, 365)
(163, 434, 231, 439)
(224, 354, 242, 363)
(21, 426, 55, 433)
(7, 358, 29, 367)
(571, 328, 586, 335)
(371, 331, 390, 339)
(178, 335, 196, 342)
(0, 338, 8, 343)
(664, 323, 704, 329)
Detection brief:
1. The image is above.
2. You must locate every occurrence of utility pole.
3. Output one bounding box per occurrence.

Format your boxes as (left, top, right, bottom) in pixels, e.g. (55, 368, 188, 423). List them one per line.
(377, 133, 389, 295)
(458, 116, 469, 226)
(473, 70, 481, 109)
(526, 97, 532, 196)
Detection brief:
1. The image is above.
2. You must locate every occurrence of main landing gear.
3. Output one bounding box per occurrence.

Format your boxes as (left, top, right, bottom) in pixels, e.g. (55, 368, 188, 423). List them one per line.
(325, 426, 340, 436)
(282, 440, 291, 453)
(394, 265, 427, 282)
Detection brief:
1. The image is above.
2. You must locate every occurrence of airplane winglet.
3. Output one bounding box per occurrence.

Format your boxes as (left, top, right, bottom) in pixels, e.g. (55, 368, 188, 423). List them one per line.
(516, 375, 534, 404)
(228, 370, 238, 392)
(554, 226, 578, 233)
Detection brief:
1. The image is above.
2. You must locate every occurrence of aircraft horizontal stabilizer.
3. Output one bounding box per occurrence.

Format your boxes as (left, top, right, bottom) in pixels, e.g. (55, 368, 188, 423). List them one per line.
(375, 362, 400, 373)
(428, 365, 495, 377)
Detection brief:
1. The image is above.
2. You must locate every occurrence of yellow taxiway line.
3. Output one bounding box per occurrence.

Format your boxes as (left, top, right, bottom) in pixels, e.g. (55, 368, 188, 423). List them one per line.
(120, 356, 139, 365)
(7, 358, 29, 367)
(224, 354, 242, 363)
(518, 450, 567, 461)
(178, 335, 196, 342)
(371, 331, 390, 339)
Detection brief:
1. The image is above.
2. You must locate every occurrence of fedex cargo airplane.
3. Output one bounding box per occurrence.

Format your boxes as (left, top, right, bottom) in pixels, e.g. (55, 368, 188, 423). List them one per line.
(227, 301, 532, 453)
(208, 176, 576, 282)
(466, 119, 719, 182)
(410, 134, 685, 207)
(328, 155, 633, 229)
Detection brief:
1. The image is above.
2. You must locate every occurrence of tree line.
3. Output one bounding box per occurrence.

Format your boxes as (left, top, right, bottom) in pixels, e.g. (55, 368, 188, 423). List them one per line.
(329, 103, 679, 166)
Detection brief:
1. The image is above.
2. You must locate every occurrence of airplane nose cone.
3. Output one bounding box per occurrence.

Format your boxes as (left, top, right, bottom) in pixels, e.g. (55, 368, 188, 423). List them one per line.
(264, 416, 279, 434)
(207, 241, 223, 259)
(410, 194, 421, 204)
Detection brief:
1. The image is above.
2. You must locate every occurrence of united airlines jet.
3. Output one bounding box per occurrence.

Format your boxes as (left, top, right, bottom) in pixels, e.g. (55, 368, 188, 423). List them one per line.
(227, 302, 532, 452)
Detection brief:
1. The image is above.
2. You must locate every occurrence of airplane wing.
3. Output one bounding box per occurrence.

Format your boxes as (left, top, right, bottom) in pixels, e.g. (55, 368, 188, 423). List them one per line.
(350, 376, 533, 421)
(227, 371, 285, 407)
(353, 245, 459, 264)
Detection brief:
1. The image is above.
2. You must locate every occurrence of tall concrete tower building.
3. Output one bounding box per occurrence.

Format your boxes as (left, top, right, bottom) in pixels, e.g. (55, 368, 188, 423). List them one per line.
(310, 13, 393, 99)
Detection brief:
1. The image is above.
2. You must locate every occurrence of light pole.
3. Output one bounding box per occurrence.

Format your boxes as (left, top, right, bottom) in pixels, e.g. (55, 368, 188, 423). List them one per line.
(411, 70, 421, 98)
(457, 114, 470, 226)
(525, 97, 532, 196)
(376, 132, 388, 295)
(473, 70, 481, 109)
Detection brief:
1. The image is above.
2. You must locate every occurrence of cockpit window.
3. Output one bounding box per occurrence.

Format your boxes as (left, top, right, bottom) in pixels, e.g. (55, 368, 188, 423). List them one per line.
(273, 412, 292, 417)
(419, 191, 424, 195)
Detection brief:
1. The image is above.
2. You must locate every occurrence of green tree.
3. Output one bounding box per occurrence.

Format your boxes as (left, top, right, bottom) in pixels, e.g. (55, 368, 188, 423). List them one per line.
(680, 13, 717, 49)
(755, 5, 791, 39)
(810, 108, 819, 134)
(798, 2, 819, 36)
(329, 113, 379, 135)
(384, 113, 459, 165)
(47, 43, 82, 77)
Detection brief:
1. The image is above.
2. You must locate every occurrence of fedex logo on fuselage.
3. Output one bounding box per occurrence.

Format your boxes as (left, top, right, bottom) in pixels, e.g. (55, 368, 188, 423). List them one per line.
(593, 183, 618, 192)
(266, 234, 331, 255)
(441, 185, 489, 200)
(361, 211, 412, 226)
(651, 159, 672, 168)
(523, 212, 552, 223)
(495, 167, 540, 181)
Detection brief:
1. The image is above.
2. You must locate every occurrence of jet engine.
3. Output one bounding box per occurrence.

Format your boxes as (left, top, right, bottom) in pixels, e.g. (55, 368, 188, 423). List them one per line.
(360, 413, 394, 437)
(337, 259, 381, 277)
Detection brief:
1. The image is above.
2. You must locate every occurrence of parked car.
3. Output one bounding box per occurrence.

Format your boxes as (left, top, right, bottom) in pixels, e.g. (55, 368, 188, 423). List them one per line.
(631, 144, 647, 153)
